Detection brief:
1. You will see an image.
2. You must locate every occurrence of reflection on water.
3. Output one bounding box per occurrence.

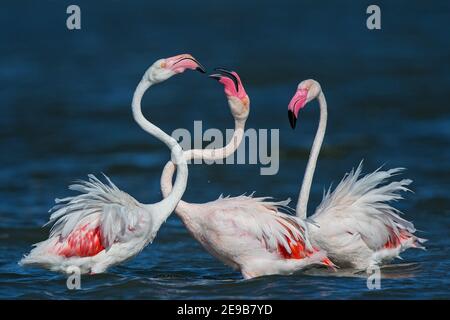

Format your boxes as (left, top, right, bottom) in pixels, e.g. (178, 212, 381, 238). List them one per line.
(0, 0, 449, 299)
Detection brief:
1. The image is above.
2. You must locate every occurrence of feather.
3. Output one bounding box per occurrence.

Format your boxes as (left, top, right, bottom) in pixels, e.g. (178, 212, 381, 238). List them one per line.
(312, 161, 425, 251)
(211, 194, 313, 253)
(45, 174, 147, 250)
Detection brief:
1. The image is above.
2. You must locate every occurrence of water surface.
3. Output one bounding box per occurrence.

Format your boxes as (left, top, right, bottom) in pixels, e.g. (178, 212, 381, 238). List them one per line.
(0, 0, 449, 299)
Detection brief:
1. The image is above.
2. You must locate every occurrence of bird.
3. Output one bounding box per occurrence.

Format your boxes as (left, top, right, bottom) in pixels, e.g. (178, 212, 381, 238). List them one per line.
(19, 54, 206, 274)
(160, 68, 333, 279)
(287, 79, 426, 270)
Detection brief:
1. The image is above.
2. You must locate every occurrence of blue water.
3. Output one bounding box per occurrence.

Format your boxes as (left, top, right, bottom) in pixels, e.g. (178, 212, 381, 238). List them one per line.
(0, 0, 449, 299)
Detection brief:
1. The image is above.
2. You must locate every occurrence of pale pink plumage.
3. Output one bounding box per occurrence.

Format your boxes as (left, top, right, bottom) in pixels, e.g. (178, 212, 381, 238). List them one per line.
(309, 162, 426, 269)
(20, 175, 152, 274)
(289, 79, 426, 270)
(20, 54, 204, 274)
(160, 69, 332, 280)
(178, 195, 330, 279)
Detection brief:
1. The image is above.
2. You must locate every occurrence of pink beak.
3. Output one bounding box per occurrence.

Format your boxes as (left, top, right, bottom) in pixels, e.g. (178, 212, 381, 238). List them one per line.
(165, 54, 206, 74)
(287, 88, 308, 129)
(208, 67, 248, 100)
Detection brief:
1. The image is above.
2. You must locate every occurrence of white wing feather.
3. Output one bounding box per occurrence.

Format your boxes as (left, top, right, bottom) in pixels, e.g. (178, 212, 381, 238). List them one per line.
(46, 174, 147, 249)
(312, 161, 423, 250)
(208, 195, 313, 253)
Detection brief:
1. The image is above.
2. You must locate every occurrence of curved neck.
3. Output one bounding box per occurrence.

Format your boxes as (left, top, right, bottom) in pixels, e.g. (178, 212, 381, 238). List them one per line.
(186, 119, 246, 161)
(161, 118, 246, 215)
(296, 92, 327, 219)
(132, 78, 188, 222)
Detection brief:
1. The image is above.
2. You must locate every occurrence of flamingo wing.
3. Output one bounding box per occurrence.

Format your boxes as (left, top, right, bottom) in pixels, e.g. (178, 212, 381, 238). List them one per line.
(311, 161, 425, 251)
(47, 174, 148, 252)
(207, 195, 314, 255)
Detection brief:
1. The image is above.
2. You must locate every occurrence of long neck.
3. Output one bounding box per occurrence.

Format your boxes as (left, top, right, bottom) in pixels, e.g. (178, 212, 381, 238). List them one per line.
(186, 118, 246, 161)
(161, 117, 246, 215)
(296, 92, 327, 219)
(132, 79, 188, 223)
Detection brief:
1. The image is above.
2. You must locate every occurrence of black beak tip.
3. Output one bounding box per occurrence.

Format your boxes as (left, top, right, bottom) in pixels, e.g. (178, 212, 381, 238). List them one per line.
(288, 110, 297, 129)
(213, 67, 239, 92)
(196, 66, 206, 74)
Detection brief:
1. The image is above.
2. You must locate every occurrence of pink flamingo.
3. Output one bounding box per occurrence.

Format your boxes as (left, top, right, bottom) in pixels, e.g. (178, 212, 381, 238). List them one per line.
(288, 79, 426, 270)
(20, 54, 205, 274)
(161, 69, 333, 279)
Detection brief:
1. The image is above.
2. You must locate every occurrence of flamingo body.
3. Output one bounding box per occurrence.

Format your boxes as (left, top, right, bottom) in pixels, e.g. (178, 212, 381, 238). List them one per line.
(287, 79, 426, 270)
(178, 195, 329, 279)
(308, 163, 425, 270)
(160, 70, 331, 279)
(20, 54, 204, 274)
(20, 175, 156, 274)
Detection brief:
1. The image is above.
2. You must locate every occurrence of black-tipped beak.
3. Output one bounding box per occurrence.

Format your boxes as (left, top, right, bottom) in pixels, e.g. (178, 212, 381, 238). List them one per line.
(194, 61, 206, 73)
(173, 56, 206, 73)
(196, 67, 206, 73)
(214, 67, 239, 91)
(288, 110, 297, 129)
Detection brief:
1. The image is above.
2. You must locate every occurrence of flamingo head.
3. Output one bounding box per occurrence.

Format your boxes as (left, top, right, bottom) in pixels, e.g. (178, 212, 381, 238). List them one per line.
(148, 54, 206, 83)
(288, 79, 322, 129)
(209, 68, 250, 120)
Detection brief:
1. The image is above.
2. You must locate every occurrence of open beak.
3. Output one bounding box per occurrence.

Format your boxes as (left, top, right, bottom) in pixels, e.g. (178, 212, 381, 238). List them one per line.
(209, 67, 248, 106)
(208, 67, 240, 90)
(211, 67, 239, 91)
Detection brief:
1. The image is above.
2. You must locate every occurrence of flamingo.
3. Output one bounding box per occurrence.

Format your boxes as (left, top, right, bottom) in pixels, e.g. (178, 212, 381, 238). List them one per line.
(160, 68, 333, 279)
(287, 79, 426, 270)
(19, 54, 206, 274)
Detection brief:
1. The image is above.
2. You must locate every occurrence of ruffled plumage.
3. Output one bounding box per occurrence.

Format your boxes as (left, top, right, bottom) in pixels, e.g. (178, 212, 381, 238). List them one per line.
(20, 175, 151, 273)
(310, 161, 426, 268)
(47, 174, 147, 248)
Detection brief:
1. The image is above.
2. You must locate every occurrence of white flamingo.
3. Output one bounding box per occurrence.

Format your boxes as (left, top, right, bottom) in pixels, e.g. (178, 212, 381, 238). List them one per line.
(160, 69, 333, 279)
(287, 79, 426, 270)
(20, 54, 205, 274)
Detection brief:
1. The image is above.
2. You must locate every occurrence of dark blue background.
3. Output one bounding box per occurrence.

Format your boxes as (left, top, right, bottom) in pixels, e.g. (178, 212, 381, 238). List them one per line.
(0, 0, 449, 299)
